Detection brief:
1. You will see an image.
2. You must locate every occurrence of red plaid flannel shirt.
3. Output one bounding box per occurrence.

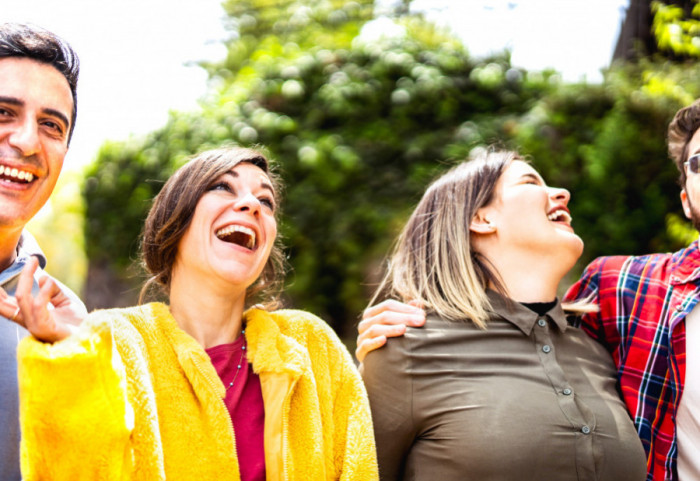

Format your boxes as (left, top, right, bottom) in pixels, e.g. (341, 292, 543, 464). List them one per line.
(564, 243, 700, 480)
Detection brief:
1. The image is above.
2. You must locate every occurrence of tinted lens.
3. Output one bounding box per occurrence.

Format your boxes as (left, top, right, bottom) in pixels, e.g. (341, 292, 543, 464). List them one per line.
(691, 154, 700, 174)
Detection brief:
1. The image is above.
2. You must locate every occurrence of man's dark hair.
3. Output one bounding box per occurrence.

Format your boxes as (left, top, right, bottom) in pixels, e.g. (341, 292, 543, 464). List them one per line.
(0, 23, 80, 143)
(668, 99, 700, 186)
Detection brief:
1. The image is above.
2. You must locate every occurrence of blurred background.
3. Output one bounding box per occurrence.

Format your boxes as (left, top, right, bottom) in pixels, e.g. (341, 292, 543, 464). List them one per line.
(7, 0, 700, 341)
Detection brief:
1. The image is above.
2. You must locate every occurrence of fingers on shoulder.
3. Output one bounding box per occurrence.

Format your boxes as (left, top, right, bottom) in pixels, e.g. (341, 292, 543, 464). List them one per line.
(355, 334, 387, 363)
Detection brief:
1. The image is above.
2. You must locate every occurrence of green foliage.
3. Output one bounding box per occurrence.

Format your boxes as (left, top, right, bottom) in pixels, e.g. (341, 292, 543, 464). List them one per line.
(652, 0, 700, 57)
(513, 60, 700, 271)
(28, 170, 87, 295)
(83, 0, 700, 334)
(84, 3, 553, 332)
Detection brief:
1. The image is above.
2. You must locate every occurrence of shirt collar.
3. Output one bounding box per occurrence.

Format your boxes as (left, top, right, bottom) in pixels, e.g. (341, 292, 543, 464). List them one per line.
(487, 289, 568, 335)
(669, 240, 700, 285)
(18, 231, 47, 269)
(0, 234, 47, 289)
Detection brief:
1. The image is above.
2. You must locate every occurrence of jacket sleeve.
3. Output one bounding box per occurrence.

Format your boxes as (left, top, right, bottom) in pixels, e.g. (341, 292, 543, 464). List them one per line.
(18, 315, 135, 480)
(361, 336, 416, 481)
(332, 353, 379, 481)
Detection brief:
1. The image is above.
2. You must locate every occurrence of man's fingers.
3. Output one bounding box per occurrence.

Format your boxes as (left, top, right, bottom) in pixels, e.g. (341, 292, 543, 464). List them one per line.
(0, 286, 20, 321)
(14, 257, 41, 328)
(355, 323, 407, 362)
(358, 322, 407, 343)
(34, 276, 57, 309)
(407, 299, 425, 309)
(355, 334, 387, 363)
(15, 257, 39, 308)
(362, 299, 425, 320)
(37, 275, 68, 308)
(358, 308, 425, 335)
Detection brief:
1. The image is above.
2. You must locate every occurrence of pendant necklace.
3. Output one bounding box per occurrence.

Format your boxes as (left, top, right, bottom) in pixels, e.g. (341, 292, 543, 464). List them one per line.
(226, 328, 247, 391)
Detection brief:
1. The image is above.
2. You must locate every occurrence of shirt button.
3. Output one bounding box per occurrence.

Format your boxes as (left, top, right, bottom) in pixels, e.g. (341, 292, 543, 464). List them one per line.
(563, 388, 572, 396)
(537, 318, 546, 327)
(676, 304, 683, 312)
(581, 426, 591, 434)
(542, 345, 551, 353)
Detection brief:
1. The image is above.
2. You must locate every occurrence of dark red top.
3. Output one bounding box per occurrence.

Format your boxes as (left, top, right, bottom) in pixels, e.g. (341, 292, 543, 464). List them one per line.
(206, 335, 266, 481)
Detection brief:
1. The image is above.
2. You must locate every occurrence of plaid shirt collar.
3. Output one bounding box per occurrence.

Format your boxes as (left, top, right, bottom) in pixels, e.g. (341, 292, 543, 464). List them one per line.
(669, 240, 700, 286)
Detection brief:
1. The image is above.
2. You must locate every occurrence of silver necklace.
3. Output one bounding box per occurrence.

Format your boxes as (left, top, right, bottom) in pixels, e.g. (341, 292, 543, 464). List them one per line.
(226, 328, 247, 391)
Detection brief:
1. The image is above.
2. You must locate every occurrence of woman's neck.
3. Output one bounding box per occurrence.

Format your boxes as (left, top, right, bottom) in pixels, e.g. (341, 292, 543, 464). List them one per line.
(485, 249, 570, 303)
(168, 274, 247, 349)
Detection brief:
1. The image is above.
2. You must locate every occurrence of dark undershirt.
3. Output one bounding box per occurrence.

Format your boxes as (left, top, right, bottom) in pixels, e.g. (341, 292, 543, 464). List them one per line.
(521, 300, 557, 316)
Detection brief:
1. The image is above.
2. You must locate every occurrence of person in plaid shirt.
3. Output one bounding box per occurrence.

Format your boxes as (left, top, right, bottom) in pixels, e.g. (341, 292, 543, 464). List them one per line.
(563, 99, 700, 481)
(356, 100, 700, 480)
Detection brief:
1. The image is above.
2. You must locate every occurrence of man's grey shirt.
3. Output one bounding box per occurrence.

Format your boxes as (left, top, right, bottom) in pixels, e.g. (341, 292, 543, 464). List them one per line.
(0, 233, 86, 480)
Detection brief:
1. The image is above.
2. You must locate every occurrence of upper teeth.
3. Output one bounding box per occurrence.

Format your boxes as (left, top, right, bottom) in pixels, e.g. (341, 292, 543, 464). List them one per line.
(0, 165, 34, 182)
(215, 224, 256, 248)
(548, 210, 571, 223)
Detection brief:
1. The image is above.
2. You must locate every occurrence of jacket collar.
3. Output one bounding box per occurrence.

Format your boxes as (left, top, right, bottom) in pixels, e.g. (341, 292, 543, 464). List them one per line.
(144, 304, 308, 399)
(147, 302, 227, 399)
(487, 289, 568, 335)
(243, 308, 308, 380)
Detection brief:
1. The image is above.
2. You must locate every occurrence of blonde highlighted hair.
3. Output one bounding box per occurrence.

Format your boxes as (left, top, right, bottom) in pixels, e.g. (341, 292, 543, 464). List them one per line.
(370, 149, 519, 328)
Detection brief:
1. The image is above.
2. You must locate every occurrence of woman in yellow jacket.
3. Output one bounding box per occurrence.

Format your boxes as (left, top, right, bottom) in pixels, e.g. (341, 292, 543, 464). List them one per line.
(5, 147, 378, 480)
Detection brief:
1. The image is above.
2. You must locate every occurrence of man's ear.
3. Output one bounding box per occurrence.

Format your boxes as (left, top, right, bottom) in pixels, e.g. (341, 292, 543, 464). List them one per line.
(470, 209, 496, 235)
(681, 189, 692, 220)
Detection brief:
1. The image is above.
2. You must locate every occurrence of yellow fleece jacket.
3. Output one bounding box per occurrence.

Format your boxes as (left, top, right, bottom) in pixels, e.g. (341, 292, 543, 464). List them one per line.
(18, 303, 378, 480)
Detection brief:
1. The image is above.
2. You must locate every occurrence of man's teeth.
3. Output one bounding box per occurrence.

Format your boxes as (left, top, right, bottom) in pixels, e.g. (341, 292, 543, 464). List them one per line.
(548, 210, 571, 223)
(0, 165, 34, 182)
(215, 224, 256, 249)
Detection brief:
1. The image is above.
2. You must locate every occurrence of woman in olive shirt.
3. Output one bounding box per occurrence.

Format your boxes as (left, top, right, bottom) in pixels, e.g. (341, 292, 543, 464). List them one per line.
(361, 150, 646, 480)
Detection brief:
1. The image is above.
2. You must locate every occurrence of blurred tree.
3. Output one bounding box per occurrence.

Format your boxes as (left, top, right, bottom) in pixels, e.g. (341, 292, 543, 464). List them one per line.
(614, 0, 700, 60)
(83, 0, 554, 333)
(27, 170, 88, 295)
(82, 0, 700, 336)
(652, 0, 700, 58)
(511, 65, 697, 278)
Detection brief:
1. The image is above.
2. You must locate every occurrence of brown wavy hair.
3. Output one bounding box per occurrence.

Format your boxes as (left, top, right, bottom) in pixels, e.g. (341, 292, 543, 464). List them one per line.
(139, 146, 285, 309)
(668, 98, 700, 186)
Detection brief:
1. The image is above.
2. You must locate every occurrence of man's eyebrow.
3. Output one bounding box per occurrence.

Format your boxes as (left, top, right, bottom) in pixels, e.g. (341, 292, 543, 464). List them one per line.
(0, 96, 70, 131)
(42, 108, 70, 131)
(0, 96, 23, 107)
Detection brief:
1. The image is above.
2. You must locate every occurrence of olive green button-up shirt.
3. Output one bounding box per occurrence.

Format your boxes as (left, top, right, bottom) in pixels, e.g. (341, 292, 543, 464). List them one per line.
(362, 290, 646, 481)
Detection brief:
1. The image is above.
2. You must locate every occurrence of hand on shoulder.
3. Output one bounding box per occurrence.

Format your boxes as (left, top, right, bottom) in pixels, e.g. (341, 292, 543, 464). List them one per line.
(355, 299, 425, 363)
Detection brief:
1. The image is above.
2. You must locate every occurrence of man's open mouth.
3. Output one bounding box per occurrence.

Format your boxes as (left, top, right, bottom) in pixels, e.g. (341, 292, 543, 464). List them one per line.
(0, 165, 35, 184)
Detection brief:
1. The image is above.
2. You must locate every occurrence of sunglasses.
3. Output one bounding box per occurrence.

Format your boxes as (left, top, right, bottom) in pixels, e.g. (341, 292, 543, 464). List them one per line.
(685, 154, 700, 175)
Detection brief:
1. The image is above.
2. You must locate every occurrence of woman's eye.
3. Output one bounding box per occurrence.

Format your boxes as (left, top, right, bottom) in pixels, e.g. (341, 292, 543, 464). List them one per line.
(259, 197, 275, 209)
(209, 182, 232, 192)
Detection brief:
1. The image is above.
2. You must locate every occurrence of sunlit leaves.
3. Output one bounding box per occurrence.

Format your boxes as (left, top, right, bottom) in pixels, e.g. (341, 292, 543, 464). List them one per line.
(652, 0, 700, 57)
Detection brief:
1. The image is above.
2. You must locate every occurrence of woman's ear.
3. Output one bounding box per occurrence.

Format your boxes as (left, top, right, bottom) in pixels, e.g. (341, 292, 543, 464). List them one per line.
(470, 209, 497, 235)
